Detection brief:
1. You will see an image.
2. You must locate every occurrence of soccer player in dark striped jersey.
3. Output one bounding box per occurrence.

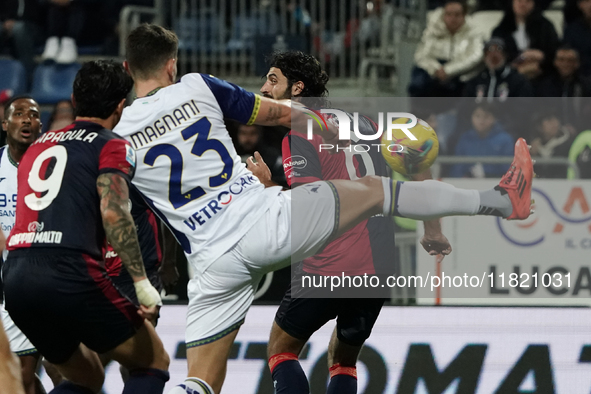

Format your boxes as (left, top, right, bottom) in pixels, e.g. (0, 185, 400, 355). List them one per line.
(2, 61, 170, 394)
(259, 51, 451, 394)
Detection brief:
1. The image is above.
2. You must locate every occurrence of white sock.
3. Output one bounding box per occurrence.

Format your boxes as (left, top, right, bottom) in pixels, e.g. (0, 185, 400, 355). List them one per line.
(167, 377, 215, 394)
(395, 180, 480, 220)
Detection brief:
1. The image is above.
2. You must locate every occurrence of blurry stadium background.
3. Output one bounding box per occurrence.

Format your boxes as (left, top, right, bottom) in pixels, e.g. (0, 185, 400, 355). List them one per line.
(2, 0, 591, 392)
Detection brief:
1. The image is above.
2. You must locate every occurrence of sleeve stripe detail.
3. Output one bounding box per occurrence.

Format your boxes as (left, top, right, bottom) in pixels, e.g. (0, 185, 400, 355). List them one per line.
(247, 94, 262, 125)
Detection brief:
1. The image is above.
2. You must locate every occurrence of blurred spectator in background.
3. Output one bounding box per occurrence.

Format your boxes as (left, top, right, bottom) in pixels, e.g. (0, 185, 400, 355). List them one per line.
(568, 129, 591, 178)
(41, 0, 93, 64)
(451, 103, 514, 178)
(408, 0, 483, 98)
(0, 0, 43, 84)
(464, 37, 533, 100)
(529, 111, 573, 177)
(233, 123, 286, 187)
(0, 90, 13, 123)
(564, 0, 591, 77)
(491, 0, 559, 79)
(47, 99, 74, 132)
(535, 45, 591, 97)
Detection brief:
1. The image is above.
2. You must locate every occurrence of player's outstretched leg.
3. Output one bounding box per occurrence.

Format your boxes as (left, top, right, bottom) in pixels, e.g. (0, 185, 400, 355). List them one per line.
(105, 320, 170, 394)
(328, 138, 533, 240)
(267, 322, 310, 394)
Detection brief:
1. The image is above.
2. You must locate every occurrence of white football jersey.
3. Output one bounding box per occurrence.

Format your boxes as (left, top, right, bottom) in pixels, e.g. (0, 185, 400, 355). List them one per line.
(0, 146, 18, 261)
(115, 73, 279, 272)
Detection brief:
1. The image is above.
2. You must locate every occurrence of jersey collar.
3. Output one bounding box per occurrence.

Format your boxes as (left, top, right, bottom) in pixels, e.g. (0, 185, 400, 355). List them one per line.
(134, 87, 162, 100)
(6, 148, 18, 168)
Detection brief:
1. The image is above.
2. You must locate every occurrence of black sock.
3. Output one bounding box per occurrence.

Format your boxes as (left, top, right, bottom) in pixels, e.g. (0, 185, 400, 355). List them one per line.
(477, 186, 512, 217)
(271, 359, 309, 394)
(327, 364, 357, 394)
(49, 381, 94, 394)
(122, 368, 170, 394)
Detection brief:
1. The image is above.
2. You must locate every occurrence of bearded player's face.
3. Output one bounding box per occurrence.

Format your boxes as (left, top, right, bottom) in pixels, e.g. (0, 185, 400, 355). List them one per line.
(260, 67, 292, 100)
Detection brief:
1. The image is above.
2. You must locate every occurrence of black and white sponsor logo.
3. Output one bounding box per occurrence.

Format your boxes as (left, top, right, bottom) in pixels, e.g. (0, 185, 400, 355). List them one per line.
(283, 155, 307, 170)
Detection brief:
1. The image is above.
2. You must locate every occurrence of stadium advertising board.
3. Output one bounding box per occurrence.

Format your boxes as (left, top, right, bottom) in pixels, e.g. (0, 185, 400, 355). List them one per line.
(44, 305, 591, 393)
(417, 179, 591, 305)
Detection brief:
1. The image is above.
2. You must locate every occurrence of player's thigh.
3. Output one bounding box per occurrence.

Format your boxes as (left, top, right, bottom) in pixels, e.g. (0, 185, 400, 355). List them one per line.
(105, 319, 169, 371)
(186, 245, 265, 348)
(0, 304, 37, 358)
(2, 254, 82, 365)
(52, 344, 104, 393)
(335, 298, 386, 348)
(289, 182, 339, 262)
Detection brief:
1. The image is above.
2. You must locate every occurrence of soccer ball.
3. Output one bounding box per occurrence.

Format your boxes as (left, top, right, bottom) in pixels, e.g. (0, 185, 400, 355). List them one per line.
(380, 117, 439, 176)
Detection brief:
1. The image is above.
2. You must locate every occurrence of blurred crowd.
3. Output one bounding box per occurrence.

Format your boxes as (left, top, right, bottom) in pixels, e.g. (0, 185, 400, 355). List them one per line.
(408, 0, 591, 179)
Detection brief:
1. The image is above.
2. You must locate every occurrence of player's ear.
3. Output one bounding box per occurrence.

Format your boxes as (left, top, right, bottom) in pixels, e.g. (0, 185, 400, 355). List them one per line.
(166, 58, 177, 82)
(1, 119, 7, 132)
(123, 61, 131, 75)
(71, 94, 76, 110)
(292, 81, 304, 96)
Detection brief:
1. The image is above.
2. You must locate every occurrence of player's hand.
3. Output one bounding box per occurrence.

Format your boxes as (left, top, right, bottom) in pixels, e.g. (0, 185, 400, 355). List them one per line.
(247, 152, 273, 185)
(134, 278, 162, 308)
(420, 233, 452, 256)
(158, 263, 179, 295)
(138, 304, 160, 326)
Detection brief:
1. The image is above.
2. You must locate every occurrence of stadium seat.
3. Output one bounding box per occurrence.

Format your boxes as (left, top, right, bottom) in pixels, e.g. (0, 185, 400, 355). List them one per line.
(0, 59, 27, 95)
(469, 11, 504, 40)
(31, 63, 81, 105)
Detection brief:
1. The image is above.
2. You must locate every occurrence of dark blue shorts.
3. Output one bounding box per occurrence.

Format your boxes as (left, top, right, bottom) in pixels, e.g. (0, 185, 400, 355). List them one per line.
(2, 249, 143, 364)
(275, 278, 386, 347)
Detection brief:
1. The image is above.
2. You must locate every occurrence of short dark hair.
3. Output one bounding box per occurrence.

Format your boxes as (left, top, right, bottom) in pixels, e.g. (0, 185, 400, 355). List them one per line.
(473, 102, 497, 118)
(556, 43, 580, 59)
(444, 0, 468, 14)
(73, 60, 133, 119)
(266, 51, 329, 99)
(3, 95, 36, 120)
(126, 24, 178, 80)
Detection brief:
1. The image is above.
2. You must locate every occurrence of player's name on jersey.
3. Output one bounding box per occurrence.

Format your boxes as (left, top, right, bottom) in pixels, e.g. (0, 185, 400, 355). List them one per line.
(129, 99, 200, 149)
(33, 128, 98, 146)
(183, 174, 258, 230)
(8, 230, 63, 246)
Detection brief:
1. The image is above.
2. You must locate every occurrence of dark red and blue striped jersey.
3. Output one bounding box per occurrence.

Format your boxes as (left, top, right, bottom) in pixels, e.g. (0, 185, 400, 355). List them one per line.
(283, 113, 395, 276)
(105, 185, 162, 277)
(7, 121, 135, 259)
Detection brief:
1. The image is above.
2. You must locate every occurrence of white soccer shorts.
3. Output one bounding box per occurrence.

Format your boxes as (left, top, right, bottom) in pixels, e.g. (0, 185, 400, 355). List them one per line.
(1, 303, 37, 356)
(185, 181, 338, 346)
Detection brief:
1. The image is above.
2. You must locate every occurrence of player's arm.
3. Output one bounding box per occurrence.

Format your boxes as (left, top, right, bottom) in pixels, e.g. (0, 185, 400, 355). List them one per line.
(0, 317, 25, 394)
(411, 169, 452, 256)
(97, 173, 162, 309)
(253, 98, 340, 143)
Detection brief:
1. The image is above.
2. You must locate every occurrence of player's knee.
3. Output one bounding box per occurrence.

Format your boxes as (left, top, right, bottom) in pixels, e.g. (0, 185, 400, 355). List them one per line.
(151, 345, 170, 370)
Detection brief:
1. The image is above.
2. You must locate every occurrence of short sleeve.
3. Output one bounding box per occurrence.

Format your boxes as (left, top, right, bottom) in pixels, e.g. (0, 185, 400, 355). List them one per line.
(282, 133, 322, 187)
(99, 138, 135, 182)
(200, 74, 261, 125)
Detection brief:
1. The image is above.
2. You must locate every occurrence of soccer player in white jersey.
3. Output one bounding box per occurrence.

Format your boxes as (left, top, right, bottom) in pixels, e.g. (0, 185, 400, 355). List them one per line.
(114, 24, 534, 394)
(0, 96, 45, 394)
